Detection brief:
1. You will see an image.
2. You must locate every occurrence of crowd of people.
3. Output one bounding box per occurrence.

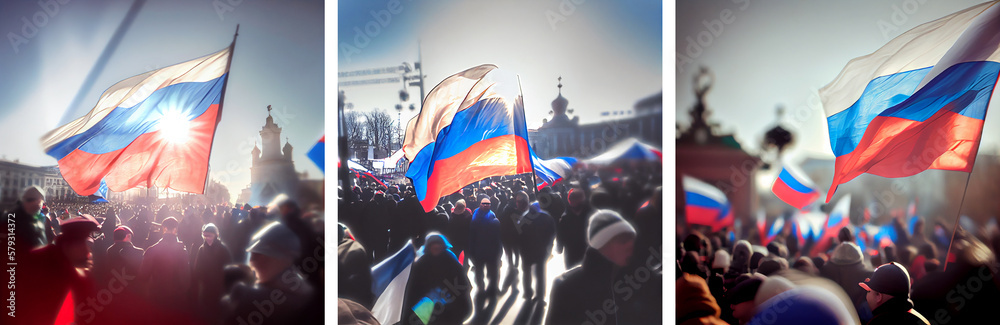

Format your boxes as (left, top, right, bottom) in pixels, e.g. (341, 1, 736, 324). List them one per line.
(677, 212, 1000, 325)
(8, 186, 325, 324)
(338, 162, 663, 324)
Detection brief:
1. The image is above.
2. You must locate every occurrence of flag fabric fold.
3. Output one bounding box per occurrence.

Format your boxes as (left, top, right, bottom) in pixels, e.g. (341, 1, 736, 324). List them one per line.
(403, 64, 556, 212)
(821, 1, 1000, 202)
(810, 195, 852, 256)
(371, 241, 416, 325)
(683, 175, 733, 232)
(771, 163, 821, 211)
(41, 46, 232, 196)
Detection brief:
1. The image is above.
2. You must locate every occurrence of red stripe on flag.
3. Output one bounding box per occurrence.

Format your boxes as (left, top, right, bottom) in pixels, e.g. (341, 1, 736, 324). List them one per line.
(418, 135, 533, 211)
(58, 104, 219, 195)
(827, 109, 984, 202)
(772, 178, 819, 210)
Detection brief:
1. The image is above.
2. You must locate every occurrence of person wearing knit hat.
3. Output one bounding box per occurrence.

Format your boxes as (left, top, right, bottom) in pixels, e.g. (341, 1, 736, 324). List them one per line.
(712, 250, 731, 273)
(587, 209, 637, 267)
(547, 209, 660, 325)
(820, 242, 873, 323)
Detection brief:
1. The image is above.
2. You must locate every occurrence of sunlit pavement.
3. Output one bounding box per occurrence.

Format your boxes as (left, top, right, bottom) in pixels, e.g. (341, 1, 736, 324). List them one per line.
(462, 246, 567, 325)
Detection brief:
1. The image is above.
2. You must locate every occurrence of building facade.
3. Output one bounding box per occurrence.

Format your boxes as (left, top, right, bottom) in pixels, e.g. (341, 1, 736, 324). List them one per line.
(248, 107, 301, 206)
(0, 160, 78, 205)
(528, 79, 662, 159)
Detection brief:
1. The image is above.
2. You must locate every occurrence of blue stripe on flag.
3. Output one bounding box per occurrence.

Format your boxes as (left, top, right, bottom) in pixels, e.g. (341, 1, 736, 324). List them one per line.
(371, 241, 415, 299)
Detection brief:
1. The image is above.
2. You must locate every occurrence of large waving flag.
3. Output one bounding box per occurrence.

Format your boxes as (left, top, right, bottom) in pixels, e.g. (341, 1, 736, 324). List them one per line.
(402, 65, 539, 212)
(41, 46, 233, 196)
(821, 2, 1000, 202)
(771, 163, 821, 211)
(811, 195, 852, 256)
(682, 175, 733, 232)
(371, 241, 416, 324)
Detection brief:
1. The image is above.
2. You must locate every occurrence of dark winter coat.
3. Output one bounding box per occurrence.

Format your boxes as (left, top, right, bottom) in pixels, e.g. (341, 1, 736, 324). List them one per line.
(518, 207, 556, 263)
(469, 208, 502, 263)
(194, 239, 232, 310)
(448, 207, 473, 254)
(868, 297, 930, 325)
(820, 244, 872, 317)
(339, 236, 375, 309)
(140, 233, 191, 306)
(557, 205, 592, 268)
(546, 248, 662, 325)
(107, 241, 145, 280)
(402, 251, 472, 325)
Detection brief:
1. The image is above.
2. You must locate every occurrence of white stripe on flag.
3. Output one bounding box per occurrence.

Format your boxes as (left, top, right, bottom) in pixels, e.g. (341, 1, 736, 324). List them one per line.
(371, 263, 412, 324)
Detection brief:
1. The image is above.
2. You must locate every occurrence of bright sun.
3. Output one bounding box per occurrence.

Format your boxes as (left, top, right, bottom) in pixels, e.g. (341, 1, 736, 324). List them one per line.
(158, 110, 191, 144)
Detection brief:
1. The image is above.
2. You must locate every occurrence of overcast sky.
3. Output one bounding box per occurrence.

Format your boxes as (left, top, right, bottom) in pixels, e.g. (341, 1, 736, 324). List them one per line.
(338, 0, 662, 132)
(0, 0, 324, 202)
(675, 0, 1000, 162)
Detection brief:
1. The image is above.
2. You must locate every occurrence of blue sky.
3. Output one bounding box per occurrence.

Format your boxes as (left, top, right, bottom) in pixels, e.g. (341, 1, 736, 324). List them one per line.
(338, 0, 663, 131)
(0, 0, 324, 201)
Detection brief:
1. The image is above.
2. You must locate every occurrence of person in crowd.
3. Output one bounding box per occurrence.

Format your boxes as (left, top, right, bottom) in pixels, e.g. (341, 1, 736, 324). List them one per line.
(19, 215, 101, 324)
(725, 240, 753, 289)
(12, 186, 50, 259)
(402, 233, 472, 325)
(821, 241, 873, 322)
(194, 223, 232, 322)
(794, 256, 820, 276)
(107, 225, 145, 278)
(860, 262, 930, 324)
(339, 223, 375, 309)
(498, 189, 523, 293)
(911, 234, 1000, 324)
(338, 298, 381, 325)
(469, 196, 503, 315)
(516, 191, 557, 302)
(223, 222, 321, 324)
(556, 188, 592, 269)
(448, 199, 473, 268)
(139, 216, 192, 315)
(675, 272, 728, 325)
(546, 210, 660, 325)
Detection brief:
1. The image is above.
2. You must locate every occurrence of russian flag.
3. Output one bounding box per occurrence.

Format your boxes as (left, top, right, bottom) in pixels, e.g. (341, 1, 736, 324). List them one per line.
(371, 241, 415, 324)
(41, 47, 232, 196)
(810, 195, 852, 256)
(534, 156, 578, 190)
(307, 135, 324, 173)
(771, 163, 820, 211)
(821, 2, 1000, 203)
(682, 175, 733, 232)
(402, 65, 539, 212)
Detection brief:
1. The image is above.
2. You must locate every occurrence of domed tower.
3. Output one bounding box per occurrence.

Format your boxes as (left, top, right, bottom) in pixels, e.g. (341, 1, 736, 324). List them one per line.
(283, 137, 293, 161)
(251, 143, 261, 165)
(539, 77, 578, 129)
(248, 105, 300, 206)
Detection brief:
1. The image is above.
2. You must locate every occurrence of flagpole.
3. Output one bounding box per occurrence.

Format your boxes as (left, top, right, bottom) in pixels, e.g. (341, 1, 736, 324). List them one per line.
(516, 75, 542, 198)
(202, 24, 239, 194)
(943, 171, 975, 272)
